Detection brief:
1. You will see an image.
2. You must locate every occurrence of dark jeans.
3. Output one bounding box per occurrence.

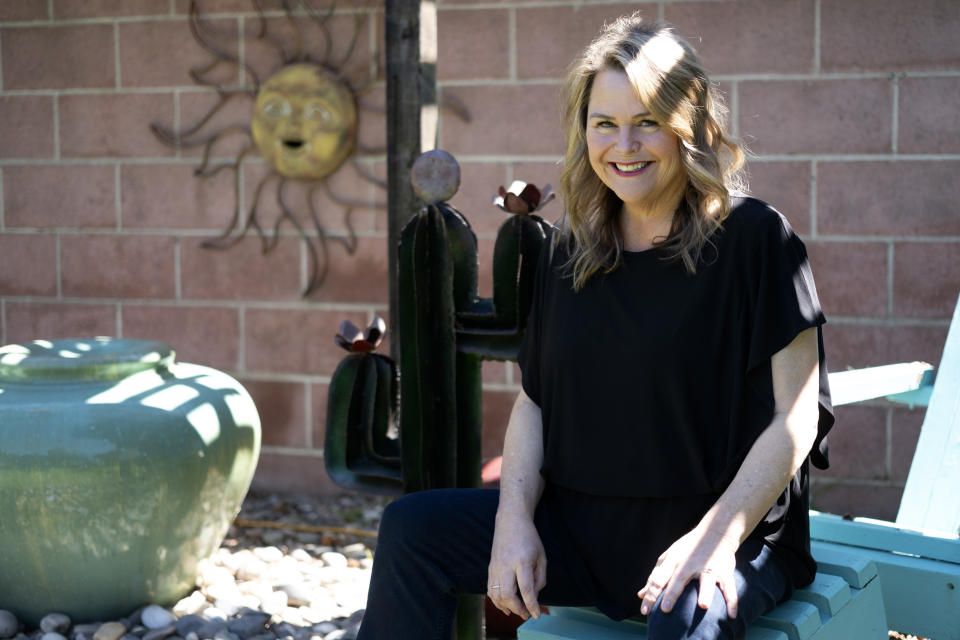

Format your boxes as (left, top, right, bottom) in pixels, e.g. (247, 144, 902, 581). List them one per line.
(356, 489, 790, 640)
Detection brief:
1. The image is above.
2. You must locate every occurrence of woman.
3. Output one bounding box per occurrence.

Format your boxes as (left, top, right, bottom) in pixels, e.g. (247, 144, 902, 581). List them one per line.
(357, 14, 832, 640)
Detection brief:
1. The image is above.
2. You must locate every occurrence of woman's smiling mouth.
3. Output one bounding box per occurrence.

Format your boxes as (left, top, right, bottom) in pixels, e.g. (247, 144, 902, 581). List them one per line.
(610, 161, 652, 176)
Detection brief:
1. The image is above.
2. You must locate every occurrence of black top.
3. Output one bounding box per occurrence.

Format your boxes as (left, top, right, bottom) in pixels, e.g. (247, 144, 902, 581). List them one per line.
(518, 196, 834, 619)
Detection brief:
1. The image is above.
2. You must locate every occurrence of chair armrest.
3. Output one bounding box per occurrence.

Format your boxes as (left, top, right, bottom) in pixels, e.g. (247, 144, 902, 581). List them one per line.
(828, 361, 934, 407)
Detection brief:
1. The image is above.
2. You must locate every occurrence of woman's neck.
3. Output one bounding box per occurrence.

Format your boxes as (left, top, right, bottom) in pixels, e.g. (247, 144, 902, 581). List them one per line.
(620, 201, 679, 252)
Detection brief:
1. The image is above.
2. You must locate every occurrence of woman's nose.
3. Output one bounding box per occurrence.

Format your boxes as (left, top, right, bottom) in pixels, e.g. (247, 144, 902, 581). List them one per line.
(615, 128, 640, 153)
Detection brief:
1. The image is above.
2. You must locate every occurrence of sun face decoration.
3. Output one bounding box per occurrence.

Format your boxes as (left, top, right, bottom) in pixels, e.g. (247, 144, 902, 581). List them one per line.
(151, 0, 385, 295)
(251, 64, 358, 180)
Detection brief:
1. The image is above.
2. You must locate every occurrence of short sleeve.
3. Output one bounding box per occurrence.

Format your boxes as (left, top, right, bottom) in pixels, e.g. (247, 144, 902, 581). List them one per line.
(517, 236, 554, 408)
(746, 210, 834, 469)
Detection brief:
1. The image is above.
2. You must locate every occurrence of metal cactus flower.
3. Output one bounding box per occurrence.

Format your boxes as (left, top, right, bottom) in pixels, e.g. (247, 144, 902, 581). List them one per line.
(493, 180, 556, 215)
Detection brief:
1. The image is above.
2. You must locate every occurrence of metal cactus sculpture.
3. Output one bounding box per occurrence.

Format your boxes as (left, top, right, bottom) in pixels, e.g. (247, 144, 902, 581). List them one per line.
(325, 150, 553, 496)
(324, 150, 553, 640)
(323, 317, 400, 494)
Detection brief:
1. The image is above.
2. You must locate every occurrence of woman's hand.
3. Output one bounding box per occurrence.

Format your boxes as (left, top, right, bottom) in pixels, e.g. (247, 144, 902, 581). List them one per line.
(487, 511, 547, 620)
(637, 528, 739, 619)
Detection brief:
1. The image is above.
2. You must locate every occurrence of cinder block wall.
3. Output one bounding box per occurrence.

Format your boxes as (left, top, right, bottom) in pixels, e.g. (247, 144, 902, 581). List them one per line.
(2, 0, 958, 519)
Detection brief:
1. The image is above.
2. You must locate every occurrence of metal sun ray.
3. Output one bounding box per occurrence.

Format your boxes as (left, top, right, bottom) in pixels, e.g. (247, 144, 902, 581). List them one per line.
(150, 0, 385, 296)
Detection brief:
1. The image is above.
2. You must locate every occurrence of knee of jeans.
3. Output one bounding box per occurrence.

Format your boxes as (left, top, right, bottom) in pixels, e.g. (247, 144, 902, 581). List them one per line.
(646, 583, 731, 640)
(376, 491, 438, 551)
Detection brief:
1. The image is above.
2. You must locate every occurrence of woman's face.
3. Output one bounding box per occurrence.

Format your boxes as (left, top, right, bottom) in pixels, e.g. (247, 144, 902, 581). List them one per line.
(585, 68, 685, 213)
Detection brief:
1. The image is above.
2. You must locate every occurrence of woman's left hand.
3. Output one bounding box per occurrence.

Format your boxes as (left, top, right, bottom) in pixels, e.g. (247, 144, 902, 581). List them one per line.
(637, 528, 740, 619)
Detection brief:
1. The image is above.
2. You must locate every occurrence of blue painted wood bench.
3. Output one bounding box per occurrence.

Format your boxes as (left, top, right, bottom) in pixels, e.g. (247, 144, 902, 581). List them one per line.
(519, 292, 960, 639)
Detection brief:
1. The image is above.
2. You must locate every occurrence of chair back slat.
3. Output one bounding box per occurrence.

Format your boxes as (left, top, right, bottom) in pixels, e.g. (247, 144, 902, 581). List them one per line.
(896, 294, 960, 535)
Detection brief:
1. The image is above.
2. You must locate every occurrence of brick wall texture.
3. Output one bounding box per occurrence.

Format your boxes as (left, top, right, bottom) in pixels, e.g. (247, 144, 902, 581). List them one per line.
(1, 0, 958, 520)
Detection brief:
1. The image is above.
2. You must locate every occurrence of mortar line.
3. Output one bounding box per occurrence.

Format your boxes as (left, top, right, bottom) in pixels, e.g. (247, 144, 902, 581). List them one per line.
(53, 94, 61, 160)
(1, 300, 6, 346)
(260, 446, 325, 457)
(729, 80, 739, 139)
(887, 242, 895, 316)
(3, 86, 252, 97)
(237, 16, 246, 86)
(0, 29, 5, 90)
(481, 381, 523, 392)
(809, 160, 817, 237)
(174, 238, 182, 300)
(300, 242, 308, 293)
(7, 152, 955, 165)
(0, 224, 382, 239)
(231, 371, 332, 384)
(1, 69, 951, 95)
(828, 316, 949, 327)
(114, 22, 121, 88)
(0, 168, 5, 230)
(891, 75, 899, 154)
(170, 0, 176, 16)
(55, 233, 62, 298)
(0, 294, 387, 313)
(116, 303, 123, 338)
(114, 164, 122, 229)
(508, 8, 517, 82)
(237, 306, 246, 372)
(886, 409, 893, 478)
(813, 0, 821, 74)
(173, 88, 181, 159)
(47, 0, 54, 20)
(304, 380, 313, 449)
(809, 476, 904, 488)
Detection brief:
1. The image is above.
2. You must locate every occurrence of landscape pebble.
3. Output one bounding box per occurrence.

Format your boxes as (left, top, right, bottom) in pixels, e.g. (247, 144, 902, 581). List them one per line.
(0, 611, 19, 639)
(141, 607, 177, 630)
(39, 616, 71, 635)
(93, 622, 127, 640)
(3, 491, 387, 640)
(0, 609, 20, 638)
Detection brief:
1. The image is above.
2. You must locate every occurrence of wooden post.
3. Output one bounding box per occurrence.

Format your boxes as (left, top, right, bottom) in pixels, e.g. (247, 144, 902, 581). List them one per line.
(386, 0, 423, 363)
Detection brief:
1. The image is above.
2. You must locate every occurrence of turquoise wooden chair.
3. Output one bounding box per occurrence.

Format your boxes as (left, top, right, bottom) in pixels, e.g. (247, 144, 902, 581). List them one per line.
(519, 293, 960, 639)
(809, 292, 960, 640)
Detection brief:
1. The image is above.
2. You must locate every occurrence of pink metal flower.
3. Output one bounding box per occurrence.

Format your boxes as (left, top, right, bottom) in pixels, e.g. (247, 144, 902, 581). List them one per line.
(493, 180, 556, 215)
(335, 316, 386, 353)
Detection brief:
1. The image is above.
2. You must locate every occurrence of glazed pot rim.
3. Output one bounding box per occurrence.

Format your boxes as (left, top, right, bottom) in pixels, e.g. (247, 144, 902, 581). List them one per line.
(0, 337, 175, 383)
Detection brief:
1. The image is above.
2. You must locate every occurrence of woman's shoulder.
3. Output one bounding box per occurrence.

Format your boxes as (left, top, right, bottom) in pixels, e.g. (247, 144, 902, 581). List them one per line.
(725, 194, 786, 227)
(722, 194, 800, 242)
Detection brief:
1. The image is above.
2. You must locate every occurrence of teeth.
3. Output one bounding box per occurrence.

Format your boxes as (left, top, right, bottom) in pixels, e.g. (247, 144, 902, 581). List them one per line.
(615, 161, 650, 172)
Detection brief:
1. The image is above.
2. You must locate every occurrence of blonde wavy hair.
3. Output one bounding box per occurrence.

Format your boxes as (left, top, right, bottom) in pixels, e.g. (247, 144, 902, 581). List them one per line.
(558, 14, 746, 290)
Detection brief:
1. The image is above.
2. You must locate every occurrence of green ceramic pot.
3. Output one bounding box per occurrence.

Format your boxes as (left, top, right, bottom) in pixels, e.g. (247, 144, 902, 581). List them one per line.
(0, 338, 261, 625)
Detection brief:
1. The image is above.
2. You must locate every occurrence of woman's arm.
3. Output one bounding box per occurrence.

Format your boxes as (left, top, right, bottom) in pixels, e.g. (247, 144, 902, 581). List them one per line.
(487, 389, 548, 620)
(638, 326, 821, 618)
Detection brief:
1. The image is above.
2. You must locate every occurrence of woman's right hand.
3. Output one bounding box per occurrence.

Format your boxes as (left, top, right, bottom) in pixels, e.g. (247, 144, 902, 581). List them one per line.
(487, 510, 547, 620)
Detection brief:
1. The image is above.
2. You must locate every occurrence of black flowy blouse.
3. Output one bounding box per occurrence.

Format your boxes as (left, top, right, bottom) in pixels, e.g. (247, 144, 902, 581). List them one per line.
(517, 196, 834, 620)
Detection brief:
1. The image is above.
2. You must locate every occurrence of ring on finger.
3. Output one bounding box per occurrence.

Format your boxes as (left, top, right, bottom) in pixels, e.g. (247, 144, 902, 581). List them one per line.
(488, 585, 501, 590)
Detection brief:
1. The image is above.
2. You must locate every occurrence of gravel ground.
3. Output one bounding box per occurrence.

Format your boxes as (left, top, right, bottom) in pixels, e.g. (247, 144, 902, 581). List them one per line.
(0, 490, 392, 640)
(0, 489, 928, 640)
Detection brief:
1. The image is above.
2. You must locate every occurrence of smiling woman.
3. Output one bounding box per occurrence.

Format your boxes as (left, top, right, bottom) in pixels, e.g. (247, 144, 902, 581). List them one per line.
(355, 13, 834, 640)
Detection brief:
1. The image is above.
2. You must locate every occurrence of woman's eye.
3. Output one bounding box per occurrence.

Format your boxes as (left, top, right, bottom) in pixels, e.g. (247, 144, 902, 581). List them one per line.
(595, 120, 616, 129)
(638, 119, 658, 129)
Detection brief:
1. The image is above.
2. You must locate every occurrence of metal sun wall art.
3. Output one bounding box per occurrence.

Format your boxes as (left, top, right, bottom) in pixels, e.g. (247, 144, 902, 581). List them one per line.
(151, 0, 386, 296)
